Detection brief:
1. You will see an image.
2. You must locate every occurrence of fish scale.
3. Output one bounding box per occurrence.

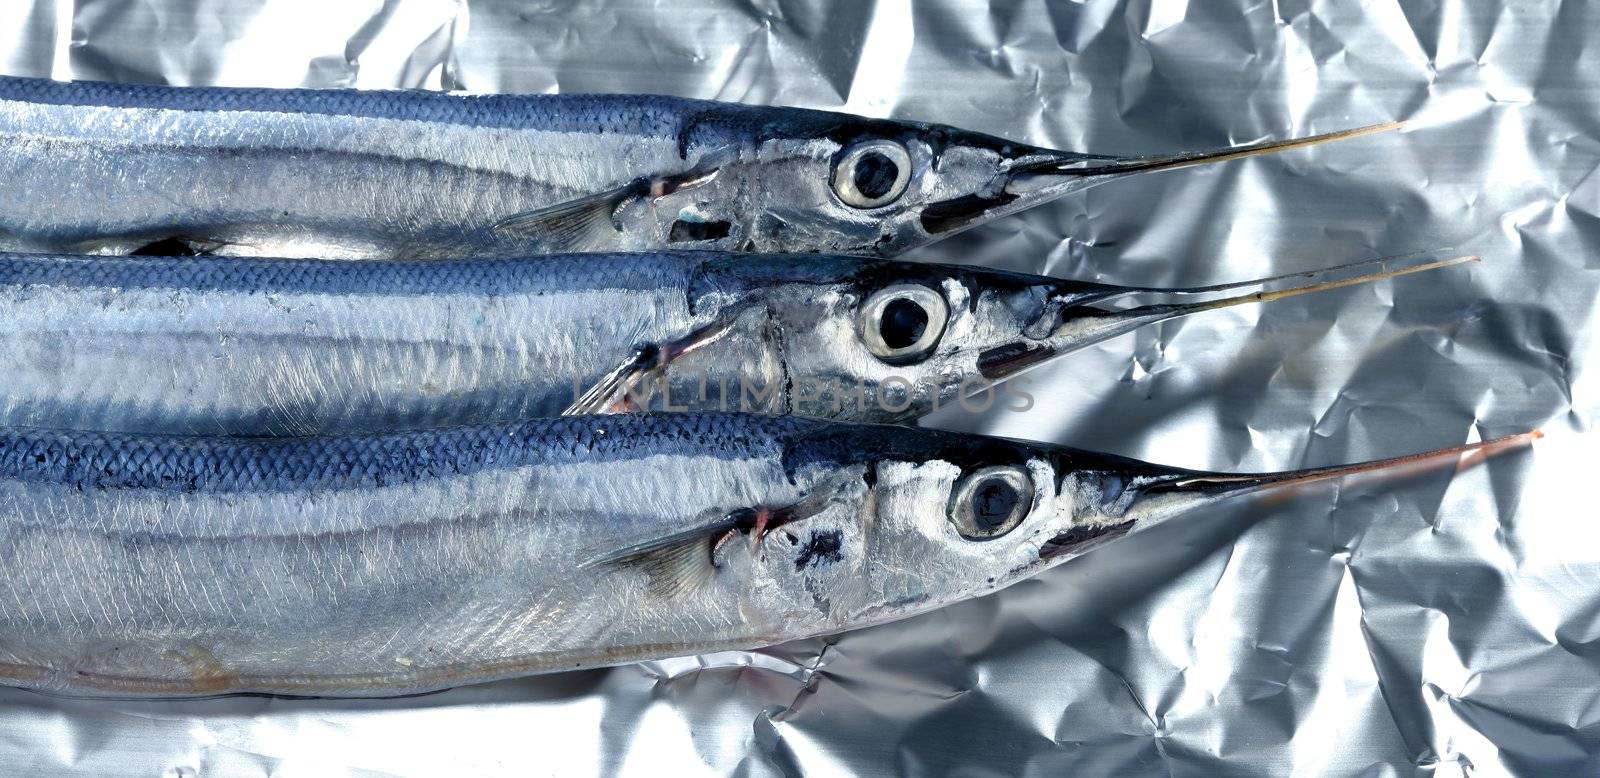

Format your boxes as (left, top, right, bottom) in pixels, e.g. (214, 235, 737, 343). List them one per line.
(0, 75, 705, 134)
(0, 75, 1391, 257)
(0, 250, 1470, 436)
(0, 413, 796, 493)
(0, 411, 1531, 697)
(0, 251, 703, 292)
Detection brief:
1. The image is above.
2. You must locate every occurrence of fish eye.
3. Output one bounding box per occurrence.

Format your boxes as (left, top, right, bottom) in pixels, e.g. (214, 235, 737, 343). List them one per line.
(832, 139, 912, 209)
(858, 283, 948, 363)
(948, 466, 1035, 540)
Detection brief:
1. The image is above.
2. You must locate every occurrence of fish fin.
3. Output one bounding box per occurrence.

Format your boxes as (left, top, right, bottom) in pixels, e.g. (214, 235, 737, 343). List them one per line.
(580, 511, 749, 598)
(493, 157, 728, 251)
(581, 475, 859, 598)
(565, 344, 657, 415)
(609, 533, 719, 599)
(492, 182, 641, 251)
(563, 320, 737, 416)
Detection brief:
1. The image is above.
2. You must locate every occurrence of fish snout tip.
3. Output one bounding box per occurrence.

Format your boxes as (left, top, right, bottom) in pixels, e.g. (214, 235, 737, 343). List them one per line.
(1483, 428, 1543, 449)
(1359, 119, 1407, 135)
(1498, 428, 1543, 448)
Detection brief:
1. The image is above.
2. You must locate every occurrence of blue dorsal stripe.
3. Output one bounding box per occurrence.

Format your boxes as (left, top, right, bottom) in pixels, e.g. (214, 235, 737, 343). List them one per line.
(0, 75, 713, 134)
(0, 76, 898, 152)
(0, 252, 715, 295)
(0, 411, 1167, 496)
(0, 251, 910, 297)
(0, 414, 817, 494)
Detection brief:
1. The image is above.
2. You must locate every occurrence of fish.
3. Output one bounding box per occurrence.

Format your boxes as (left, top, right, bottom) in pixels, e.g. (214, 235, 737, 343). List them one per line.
(0, 75, 1398, 259)
(0, 412, 1536, 697)
(0, 250, 1471, 435)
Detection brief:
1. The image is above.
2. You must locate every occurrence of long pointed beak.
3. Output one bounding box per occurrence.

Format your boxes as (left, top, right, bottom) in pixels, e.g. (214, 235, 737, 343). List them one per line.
(974, 253, 1477, 382)
(1004, 121, 1404, 195)
(1042, 430, 1540, 560)
(1149, 430, 1541, 507)
(921, 122, 1404, 237)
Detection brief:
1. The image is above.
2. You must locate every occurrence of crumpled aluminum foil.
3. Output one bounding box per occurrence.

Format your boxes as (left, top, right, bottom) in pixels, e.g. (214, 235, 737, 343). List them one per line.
(0, 1, 1592, 775)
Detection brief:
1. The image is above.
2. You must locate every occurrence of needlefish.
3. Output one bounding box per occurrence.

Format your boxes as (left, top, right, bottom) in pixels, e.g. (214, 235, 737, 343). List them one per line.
(0, 250, 1470, 435)
(0, 412, 1535, 697)
(0, 75, 1399, 259)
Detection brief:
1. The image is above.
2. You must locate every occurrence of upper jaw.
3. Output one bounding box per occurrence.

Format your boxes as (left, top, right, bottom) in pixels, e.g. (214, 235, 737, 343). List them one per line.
(970, 285, 1133, 382)
(917, 153, 1111, 238)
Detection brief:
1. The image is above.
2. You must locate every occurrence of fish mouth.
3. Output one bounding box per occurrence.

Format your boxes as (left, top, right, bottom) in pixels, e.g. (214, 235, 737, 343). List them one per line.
(1038, 522, 1132, 560)
(976, 341, 1058, 381)
(1154, 431, 1542, 502)
(971, 251, 1476, 387)
(922, 155, 1097, 233)
(1005, 121, 1403, 191)
(1038, 430, 1540, 563)
(919, 191, 1020, 235)
(921, 122, 1403, 237)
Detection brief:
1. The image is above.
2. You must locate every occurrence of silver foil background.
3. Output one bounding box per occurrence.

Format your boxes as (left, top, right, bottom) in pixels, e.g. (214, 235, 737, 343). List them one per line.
(0, 1, 1594, 775)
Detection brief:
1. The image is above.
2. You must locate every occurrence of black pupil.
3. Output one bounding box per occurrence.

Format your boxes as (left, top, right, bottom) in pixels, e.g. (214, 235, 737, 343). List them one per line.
(971, 479, 1020, 532)
(879, 297, 929, 350)
(852, 151, 900, 200)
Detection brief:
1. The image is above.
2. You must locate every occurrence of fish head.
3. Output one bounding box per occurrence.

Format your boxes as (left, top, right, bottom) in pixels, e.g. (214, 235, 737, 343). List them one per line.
(661, 109, 1398, 256)
(765, 423, 1538, 630)
(686, 256, 1142, 420)
(734, 419, 1534, 636)
(755, 425, 1203, 628)
(709, 119, 1092, 256)
(681, 250, 1476, 422)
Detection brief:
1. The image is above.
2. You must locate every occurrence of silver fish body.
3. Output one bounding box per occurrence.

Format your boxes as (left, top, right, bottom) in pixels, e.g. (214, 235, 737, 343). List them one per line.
(0, 76, 1393, 258)
(0, 250, 1461, 435)
(3, 252, 725, 435)
(0, 412, 1529, 697)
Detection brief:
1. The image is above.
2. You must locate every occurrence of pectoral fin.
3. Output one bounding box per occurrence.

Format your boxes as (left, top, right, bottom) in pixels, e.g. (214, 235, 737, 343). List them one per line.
(580, 474, 857, 599)
(580, 516, 740, 598)
(564, 344, 659, 416)
(492, 182, 642, 251)
(563, 320, 736, 416)
(494, 155, 728, 251)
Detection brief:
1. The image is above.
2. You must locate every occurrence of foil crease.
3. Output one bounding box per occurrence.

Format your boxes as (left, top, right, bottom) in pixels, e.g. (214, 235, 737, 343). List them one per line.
(0, 1, 1593, 775)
